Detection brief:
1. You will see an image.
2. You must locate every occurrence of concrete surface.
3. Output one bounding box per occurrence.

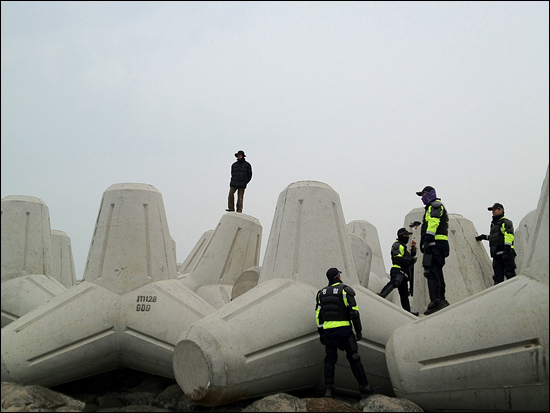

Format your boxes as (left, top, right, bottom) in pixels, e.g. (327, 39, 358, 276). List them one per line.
(1, 183, 215, 386)
(347, 220, 388, 280)
(173, 181, 417, 407)
(231, 265, 261, 300)
(1, 196, 67, 327)
(348, 233, 372, 288)
(520, 165, 548, 285)
(386, 165, 549, 411)
(514, 209, 537, 274)
(51, 230, 77, 288)
(180, 213, 262, 308)
(177, 230, 214, 275)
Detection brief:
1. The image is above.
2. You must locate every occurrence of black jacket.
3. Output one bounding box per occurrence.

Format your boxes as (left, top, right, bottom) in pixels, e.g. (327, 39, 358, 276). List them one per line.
(230, 159, 252, 188)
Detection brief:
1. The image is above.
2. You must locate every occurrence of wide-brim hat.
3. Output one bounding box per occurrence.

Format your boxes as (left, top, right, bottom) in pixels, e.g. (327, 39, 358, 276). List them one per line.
(235, 150, 246, 157)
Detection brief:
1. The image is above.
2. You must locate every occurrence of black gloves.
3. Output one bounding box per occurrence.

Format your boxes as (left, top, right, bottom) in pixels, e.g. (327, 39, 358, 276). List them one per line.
(355, 331, 362, 341)
(318, 327, 325, 345)
(409, 221, 421, 228)
(475, 234, 488, 241)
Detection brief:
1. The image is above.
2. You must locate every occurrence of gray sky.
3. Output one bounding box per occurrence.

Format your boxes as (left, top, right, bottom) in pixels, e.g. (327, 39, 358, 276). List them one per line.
(2, 1, 548, 280)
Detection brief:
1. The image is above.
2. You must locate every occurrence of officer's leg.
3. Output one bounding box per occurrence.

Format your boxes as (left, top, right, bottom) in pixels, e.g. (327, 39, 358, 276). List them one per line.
(343, 333, 379, 397)
(492, 257, 505, 285)
(323, 341, 338, 388)
(379, 269, 401, 298)
(343, 333, 368, 387)
(397, 277, 411, 312)
(504, 250, 517, 281)
(423, 253, 447, 315)
(432, 250, 448, 305)
(423, 254, 440, 305)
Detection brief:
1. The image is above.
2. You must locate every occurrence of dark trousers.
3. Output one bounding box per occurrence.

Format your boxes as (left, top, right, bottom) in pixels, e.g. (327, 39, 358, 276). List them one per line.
(381, 268, 411, 312)
(228, 187, 245, 212)
(423, 243, 448, 302)
(492, 255, 516, 284)
(322, 326, 368, 388)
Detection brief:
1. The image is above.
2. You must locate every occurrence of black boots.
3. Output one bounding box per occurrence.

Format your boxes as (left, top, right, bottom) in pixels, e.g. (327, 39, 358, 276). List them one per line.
(424, 279, 447, 315)
(359, 384, 380, 398)
(324, 385, 335, 398)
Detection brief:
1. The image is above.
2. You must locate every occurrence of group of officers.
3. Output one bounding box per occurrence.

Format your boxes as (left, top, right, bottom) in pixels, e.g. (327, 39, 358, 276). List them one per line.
(315, 185, 517, 399)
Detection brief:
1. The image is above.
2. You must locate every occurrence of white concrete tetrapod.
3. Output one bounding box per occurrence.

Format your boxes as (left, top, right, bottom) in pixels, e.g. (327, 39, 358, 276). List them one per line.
(404, 208, 493, 314)
(514, 209, 537, 274)
(173, 181, 417, 406)
(183, 213, 262, 309)
(386, 166, 549, 411)
(520, 164, 549, 285)
(347, 220, 388, 280)
(51, 230, 77, 288)
(349, 233, 372, 288)
(1, 183, 215, 386)
(231, 265, 261, 300)
(177, 230, 214, 275)
(1, 196, 66, 327)
(385, 275, 549, 411)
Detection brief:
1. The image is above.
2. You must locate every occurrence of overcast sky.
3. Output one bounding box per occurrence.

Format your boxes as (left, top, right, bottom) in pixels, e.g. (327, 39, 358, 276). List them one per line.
(2, 1, 548, 280)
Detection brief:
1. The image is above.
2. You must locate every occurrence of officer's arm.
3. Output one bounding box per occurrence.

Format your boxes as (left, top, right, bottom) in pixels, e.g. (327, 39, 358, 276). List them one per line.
(502, 221, 514, 247)
(344, 286, 362, 336)
(426, 204, 443, 235)
(315, 293, 323, 336)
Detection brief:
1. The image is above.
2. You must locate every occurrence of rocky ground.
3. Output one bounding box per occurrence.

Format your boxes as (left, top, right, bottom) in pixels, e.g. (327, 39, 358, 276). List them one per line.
(1, 368, 423, 412)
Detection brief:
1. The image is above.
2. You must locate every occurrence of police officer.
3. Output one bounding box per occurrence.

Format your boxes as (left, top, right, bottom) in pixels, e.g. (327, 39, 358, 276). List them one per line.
(378, 228, 419, 316)
(315, 268, 379, 399)
(475, 202, 516, 284)
(416, 186, 450, 315)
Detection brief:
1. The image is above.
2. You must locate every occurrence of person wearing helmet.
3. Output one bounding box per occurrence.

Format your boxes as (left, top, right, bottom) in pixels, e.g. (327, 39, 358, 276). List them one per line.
(416, 186, 450, 315)
(475, 203, 516, 284)
(315, 268, 380, 399)
(226, 150, 252, 213)
(378, 228, 419, 316)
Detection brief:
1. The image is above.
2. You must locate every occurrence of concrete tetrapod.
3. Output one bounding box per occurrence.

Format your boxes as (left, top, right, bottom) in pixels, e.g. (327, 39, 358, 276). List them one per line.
(50, 230, 77, 288)
(173, 181, 417, 407)
(177, 213, 262, 309)
(347, 220, 388, 281)
(348, 233, 372, 288)
(347, 220, 400, 306)
(404, 208, 493, 314)
(1, 196, 66, 327)
(177, 230, 214, 275)
(386, 166, 549, 411)
(1, 183, 215, 386)
(514, 209, 537, 274)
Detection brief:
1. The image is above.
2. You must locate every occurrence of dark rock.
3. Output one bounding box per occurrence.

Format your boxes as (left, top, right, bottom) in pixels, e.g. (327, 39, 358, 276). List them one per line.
(305, 397, 361, 412)
(1, 381, 85, 412)
(358, 394, 424, 412)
